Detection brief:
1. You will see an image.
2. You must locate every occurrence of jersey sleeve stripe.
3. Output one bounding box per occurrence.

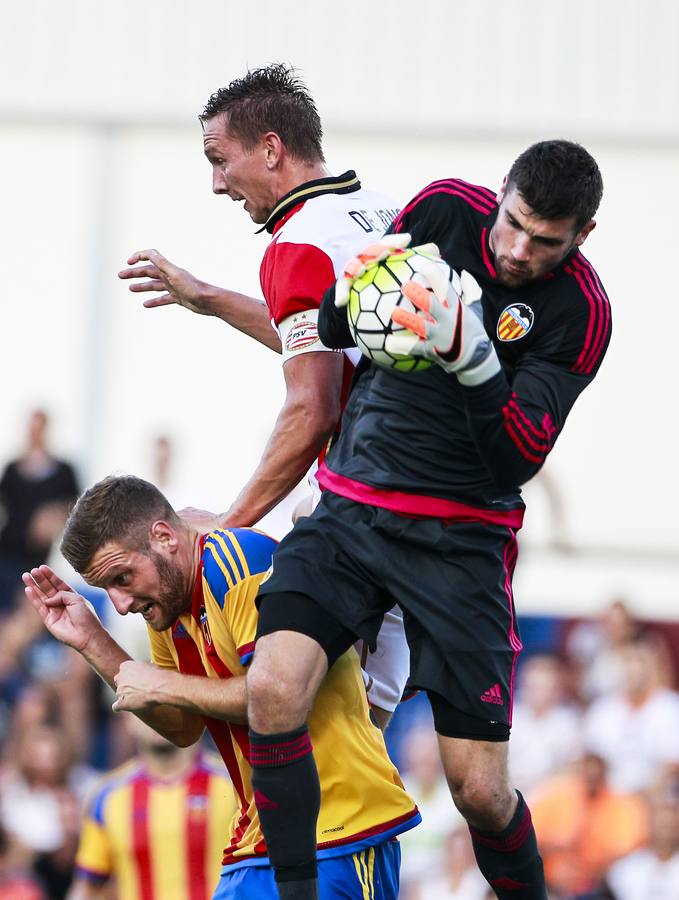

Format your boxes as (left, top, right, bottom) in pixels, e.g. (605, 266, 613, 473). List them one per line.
(428, 177, 497, 206)
(212, 531, 247, 581)
(502, 416, 548, 464)
(237, 641, 255, 666)
(74, 866, 110, 884)
(203, 540, 237, 604)
(575, 256, 611, 375)
(227, 528, 278, 577)
(507, 396, 556, 445)
(566, 255, 611, 375)
(504, 392, 557, 463)
(392, 182, 495, 232)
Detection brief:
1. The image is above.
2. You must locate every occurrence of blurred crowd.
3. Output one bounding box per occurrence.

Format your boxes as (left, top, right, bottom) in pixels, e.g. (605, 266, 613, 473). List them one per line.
(393, 602, 679, 899)
(1, 410, 678, 899)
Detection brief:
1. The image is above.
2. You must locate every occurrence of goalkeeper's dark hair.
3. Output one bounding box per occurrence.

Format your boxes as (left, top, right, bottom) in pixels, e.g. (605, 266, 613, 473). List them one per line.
(506, 140, 603, 230)
(200, 63, 324, 164)
(61, 475, 179, 575)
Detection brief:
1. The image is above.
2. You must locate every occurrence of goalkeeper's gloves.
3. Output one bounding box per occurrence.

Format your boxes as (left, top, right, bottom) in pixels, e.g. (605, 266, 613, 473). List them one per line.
(387, 259, 501, 386)
(335, 233, 440, 307)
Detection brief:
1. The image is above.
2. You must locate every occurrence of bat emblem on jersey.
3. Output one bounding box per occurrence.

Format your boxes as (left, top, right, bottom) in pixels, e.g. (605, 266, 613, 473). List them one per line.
(497, 304, 534, 341)
(199, 606, 213, 646)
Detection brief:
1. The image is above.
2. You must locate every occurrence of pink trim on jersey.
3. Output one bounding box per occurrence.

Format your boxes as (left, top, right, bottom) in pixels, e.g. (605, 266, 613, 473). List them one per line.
(566, 253, 611, 375)
(502, 530, 522, 727)
(316, 463, 524, 527)
(392, 178, 495, 233)
(502, 393, 556, 463)
(480, 226, 497, 278)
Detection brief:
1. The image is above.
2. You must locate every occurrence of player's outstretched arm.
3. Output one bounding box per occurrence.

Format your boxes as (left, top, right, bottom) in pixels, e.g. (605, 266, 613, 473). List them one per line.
(119, 248, 282, 352)
(112, 660, 247, 724)
(23, 565, 204, 747)
(219, 350, 345, 527)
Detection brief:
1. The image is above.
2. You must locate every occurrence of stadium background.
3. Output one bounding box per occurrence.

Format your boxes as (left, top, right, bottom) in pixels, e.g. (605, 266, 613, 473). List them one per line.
(1, 1, 679, 897)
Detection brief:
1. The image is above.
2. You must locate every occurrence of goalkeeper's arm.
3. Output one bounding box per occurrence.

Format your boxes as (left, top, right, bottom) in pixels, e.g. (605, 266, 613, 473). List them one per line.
(317, 283, 356, 348)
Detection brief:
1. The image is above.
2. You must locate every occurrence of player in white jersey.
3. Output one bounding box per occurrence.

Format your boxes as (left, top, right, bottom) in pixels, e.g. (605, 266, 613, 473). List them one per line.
(119, 64, 408, 726)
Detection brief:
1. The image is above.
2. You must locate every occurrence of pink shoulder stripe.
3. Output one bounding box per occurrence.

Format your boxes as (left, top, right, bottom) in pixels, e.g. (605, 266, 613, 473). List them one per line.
(426, 177, 497, 206)
(393, 180, 494, 232)
(566, 254, 611, 375)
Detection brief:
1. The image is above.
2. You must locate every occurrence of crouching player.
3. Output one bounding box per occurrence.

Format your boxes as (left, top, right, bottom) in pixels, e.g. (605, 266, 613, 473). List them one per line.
(23, 475, 419, 899)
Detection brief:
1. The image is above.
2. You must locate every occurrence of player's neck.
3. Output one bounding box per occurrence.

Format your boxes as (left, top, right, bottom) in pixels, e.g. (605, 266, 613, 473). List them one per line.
(280, 160, 331, 197)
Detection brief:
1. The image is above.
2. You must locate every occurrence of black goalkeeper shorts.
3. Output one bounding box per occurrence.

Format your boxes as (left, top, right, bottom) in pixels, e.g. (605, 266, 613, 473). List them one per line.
(256, 491, 523, 732)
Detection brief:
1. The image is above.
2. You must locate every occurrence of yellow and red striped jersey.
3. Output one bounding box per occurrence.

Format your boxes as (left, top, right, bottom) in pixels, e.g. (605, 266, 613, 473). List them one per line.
(74, 752, 235, 900)
(147, 527, 420, 871)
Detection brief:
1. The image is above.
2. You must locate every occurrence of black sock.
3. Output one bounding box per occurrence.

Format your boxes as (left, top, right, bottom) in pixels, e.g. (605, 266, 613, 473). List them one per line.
(250, 725, 320, 895)
(468, 791, 547, 899)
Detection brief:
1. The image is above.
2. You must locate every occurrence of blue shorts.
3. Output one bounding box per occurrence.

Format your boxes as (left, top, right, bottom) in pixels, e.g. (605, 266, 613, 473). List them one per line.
(213, 841, 401, 899)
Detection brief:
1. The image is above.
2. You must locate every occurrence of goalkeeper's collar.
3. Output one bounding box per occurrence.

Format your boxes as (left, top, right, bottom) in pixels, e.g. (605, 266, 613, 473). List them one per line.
(257, 170, 361, 235)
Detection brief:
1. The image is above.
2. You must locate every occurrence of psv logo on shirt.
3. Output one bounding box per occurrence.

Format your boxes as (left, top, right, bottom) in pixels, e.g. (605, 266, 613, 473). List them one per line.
(497, 303, 534, 341)
(285, 315, 320, 352)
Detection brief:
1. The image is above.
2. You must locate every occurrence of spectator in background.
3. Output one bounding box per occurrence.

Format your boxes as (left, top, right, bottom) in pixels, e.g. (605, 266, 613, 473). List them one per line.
(0, 723, 81, 899)
(605, 770, 679, 900)
(566, 599, 641, 703)
(0, 410, 78, 612)
(398, 726, 462, 896)
(583, 636, 679, 792)
(508, 654, 582, 796)
(67, 716, 235, 900)
(530, 752, 648, 897)
(0, 824, 45, 900)
(406, 825, 489, 900)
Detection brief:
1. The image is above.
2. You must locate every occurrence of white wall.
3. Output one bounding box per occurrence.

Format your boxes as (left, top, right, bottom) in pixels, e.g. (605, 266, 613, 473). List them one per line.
(2, 0, 678, 615)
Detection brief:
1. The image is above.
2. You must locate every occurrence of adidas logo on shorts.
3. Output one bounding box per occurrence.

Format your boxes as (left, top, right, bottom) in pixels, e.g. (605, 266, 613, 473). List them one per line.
(480, 683, 504, 705)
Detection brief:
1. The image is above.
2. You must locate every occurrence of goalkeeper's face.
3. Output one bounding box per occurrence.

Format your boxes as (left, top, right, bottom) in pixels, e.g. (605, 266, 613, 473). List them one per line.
(490, 186, 595, 287)
(202, 114, 277, 225)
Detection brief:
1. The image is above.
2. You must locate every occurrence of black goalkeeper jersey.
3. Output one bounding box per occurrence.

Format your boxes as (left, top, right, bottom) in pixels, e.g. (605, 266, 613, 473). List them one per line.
(316, 178, 612, 520)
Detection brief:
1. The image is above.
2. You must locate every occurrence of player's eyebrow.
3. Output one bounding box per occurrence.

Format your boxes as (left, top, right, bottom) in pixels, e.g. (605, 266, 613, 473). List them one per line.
(507, 211, 564, 246)
(91, 566, 127, 590)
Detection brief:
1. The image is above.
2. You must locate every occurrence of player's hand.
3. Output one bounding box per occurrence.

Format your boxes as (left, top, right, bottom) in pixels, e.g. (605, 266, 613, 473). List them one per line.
(177, 506, 224, 532)
(119, 249, 214, 314)
(335, 234, 441, 307)
(112, 660, 169, 712)
(388, 263, 501, 386)
(22, 565, 103, 653)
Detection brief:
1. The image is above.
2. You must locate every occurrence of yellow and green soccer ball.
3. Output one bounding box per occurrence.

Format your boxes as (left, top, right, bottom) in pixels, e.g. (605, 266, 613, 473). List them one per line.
(347, 248, 438, 373)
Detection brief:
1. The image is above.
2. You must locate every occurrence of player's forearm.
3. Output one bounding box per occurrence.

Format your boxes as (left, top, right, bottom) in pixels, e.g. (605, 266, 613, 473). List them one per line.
(460, 372, 557, 488)
(222, 402, 336, 526)
(80, 631, 203, 745)
(201, 285, 281, 352)
(144, 669, 247, 724)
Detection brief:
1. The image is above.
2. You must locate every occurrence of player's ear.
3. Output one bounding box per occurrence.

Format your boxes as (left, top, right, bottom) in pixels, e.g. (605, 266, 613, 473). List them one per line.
(496, 175, 508, 205)
(574, 219, 596, 246)
(263, 132, 283, 169)
(149, 519, 178, 550)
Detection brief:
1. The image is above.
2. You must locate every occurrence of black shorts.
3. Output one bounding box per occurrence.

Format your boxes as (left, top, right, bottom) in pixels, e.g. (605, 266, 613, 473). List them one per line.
(257, 491, 523, 732)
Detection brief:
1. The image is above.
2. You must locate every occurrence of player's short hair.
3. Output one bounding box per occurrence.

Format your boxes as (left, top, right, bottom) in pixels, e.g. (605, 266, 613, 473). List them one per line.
(61, 475, 179, 575)
(506, 140, 603, 230)
(200, 63, 324, 163)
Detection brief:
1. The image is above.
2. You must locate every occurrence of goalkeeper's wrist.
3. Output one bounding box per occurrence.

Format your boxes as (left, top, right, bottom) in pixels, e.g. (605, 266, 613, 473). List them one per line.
(456, 346, 501, 386)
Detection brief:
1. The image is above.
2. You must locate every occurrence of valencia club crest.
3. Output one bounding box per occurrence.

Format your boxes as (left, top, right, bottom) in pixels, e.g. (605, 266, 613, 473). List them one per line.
(497, 303, 534, 341)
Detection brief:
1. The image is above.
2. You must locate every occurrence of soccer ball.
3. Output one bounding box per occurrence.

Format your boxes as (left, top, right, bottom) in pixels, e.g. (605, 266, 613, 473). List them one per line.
(347, 248, 441, 373)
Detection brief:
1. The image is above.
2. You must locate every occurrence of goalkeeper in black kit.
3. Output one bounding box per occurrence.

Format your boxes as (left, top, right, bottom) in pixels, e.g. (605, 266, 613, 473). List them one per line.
(245, 140, 611, 900)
